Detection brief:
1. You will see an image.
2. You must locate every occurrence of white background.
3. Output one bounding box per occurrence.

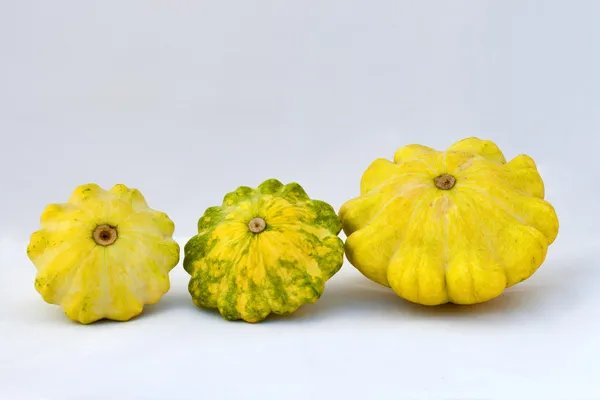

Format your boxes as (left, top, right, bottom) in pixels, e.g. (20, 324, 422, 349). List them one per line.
(1, 1, 599, 399)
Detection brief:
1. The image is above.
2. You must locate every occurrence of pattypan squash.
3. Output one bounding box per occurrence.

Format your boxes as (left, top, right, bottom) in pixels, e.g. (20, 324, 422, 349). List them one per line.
(339, 138, 559, 305)
(27, 184, 180, 323)
(183, 179, 344, 322)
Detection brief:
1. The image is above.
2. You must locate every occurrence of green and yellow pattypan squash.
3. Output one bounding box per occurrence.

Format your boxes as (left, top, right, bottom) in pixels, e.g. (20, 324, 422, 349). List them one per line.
(27, 184, 180, 323)
(183, 179, 344, 323)
(339, 137, 559, 306)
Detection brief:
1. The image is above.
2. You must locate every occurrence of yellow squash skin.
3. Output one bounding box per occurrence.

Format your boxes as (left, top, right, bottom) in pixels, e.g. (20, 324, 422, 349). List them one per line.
(27, 184, 180, 324)
(183, 179, 344, 323)
(339, 138, 559, 306)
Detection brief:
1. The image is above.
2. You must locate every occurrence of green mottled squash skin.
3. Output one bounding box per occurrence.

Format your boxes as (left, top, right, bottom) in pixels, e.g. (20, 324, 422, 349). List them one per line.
(183, 179, 345, 323)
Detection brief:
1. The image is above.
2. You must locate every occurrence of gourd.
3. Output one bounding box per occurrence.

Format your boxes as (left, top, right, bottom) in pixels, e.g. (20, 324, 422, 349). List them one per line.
(27, 183, 180, 323)
(339, 137, 559, 306)
(183, 179, 344, 322)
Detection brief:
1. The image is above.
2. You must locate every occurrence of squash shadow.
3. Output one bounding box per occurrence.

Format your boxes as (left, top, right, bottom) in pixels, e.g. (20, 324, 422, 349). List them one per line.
(141, 289, 198, 319)
(278, 254, 592, 323)
(141, 249, 594, 324)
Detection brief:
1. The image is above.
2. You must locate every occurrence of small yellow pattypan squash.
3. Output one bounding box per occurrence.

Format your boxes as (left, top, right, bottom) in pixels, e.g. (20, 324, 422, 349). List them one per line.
(339, 137, 559, 305)
(27, 184, 180, 323)
(184, 179, 344, 322)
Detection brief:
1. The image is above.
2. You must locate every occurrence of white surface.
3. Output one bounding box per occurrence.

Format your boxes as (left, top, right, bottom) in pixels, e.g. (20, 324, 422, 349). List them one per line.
(1, 237, 599, 400)
(1, 1, 599, 399)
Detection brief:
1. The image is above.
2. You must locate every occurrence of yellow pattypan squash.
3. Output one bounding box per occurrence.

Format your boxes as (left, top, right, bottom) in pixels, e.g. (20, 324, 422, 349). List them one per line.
(27, 184, 180, 323)
(339, 137, 559, 306)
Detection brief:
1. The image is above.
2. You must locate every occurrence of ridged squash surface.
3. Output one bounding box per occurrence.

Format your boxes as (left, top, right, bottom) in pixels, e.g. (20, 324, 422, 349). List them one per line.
(27, 184, 180, 323)
(339, 138, 559, 305)
(184, 179, 344, 322)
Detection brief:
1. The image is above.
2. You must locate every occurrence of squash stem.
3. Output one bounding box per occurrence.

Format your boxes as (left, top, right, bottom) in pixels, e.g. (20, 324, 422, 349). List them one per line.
(93, 224, 118, 246)
(434, 174, 456, 190)
(248, 218, 266, 233)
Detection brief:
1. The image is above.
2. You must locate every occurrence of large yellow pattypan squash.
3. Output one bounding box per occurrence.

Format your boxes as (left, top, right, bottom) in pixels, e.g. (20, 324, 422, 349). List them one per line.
(339, 138, 559, 305)
(27, 184, 180, 323)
